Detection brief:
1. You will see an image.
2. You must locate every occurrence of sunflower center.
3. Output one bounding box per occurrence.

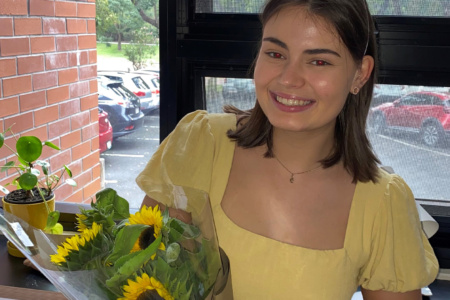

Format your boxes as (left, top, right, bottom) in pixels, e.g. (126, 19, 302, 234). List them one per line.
(139, 226, 156, 250)
(137, 289, 165, 300)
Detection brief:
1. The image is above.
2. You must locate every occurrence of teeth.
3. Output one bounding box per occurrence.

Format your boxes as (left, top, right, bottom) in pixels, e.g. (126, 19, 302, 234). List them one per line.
(276, 96, 311, 106)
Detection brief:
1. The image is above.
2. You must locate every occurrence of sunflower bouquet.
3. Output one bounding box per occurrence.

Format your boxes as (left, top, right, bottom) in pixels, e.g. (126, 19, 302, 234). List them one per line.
(0, 187, 227, 300)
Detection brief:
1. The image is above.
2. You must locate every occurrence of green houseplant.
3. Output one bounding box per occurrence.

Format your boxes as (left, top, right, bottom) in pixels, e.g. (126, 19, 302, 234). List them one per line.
(0, 127, 77, 242)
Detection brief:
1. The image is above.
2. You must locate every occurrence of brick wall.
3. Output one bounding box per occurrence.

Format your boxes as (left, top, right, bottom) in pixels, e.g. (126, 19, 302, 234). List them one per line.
(0, 0, 100, 204)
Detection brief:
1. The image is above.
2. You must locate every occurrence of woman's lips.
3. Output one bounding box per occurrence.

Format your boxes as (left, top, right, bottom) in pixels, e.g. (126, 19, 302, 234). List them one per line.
(270, 91, 315, 112)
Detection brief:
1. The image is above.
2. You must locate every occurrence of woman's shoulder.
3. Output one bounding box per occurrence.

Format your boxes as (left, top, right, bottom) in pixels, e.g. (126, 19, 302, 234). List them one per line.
(176, 110, 236, 136)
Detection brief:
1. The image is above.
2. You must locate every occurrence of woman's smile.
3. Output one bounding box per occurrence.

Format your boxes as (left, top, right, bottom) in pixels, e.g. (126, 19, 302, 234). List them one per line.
(270, 91, 316, 112)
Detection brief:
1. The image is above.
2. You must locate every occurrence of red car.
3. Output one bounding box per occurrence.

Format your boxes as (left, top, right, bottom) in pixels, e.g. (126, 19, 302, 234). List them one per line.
(99, 107, 113, 153)
(369, 91, 450, 147)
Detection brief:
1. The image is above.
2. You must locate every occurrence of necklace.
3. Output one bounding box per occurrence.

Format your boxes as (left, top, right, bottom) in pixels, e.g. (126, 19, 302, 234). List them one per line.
(273, 155, 322, 183)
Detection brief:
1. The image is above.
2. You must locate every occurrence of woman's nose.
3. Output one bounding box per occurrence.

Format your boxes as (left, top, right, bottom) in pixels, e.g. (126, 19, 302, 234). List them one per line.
(278, 62, 306, 88)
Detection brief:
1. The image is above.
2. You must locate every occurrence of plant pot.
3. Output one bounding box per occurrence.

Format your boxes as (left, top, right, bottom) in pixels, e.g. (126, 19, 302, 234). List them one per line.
(2, 188, 55, 258)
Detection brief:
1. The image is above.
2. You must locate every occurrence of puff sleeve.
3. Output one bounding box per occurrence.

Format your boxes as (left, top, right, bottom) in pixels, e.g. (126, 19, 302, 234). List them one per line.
(135, 110, 216, 213)
(359, 175, 439, 292)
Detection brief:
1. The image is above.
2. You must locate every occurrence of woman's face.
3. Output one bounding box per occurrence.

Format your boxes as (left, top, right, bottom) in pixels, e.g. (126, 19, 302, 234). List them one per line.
(254, 6, 363, 134)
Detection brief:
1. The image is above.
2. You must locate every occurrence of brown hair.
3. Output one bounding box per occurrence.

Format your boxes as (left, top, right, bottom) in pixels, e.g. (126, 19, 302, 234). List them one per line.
(225, 0, 380, 183)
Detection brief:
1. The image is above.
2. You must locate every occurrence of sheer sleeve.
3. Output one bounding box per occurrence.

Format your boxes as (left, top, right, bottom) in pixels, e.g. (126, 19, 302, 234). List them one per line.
(135, 110, 215, 213)
(359, 175, 439, 292)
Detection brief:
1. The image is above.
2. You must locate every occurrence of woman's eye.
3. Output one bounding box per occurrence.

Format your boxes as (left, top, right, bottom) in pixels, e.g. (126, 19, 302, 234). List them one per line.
(311, 60, 330, 66)
(266, 52, 284, 59)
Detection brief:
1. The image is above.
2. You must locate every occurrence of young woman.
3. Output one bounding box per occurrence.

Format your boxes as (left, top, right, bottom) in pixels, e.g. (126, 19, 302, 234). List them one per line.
(136, 0, 438, 299)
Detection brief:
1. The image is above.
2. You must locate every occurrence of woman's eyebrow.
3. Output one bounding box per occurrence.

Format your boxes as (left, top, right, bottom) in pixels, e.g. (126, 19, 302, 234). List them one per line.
(262, 37, 288, 49)
(303, 48, 341, 57)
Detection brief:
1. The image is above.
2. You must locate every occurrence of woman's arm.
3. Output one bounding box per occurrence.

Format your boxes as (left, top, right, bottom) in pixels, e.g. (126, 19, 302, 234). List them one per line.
(361, 288, 421, 300)
(141, 195, 192, 224)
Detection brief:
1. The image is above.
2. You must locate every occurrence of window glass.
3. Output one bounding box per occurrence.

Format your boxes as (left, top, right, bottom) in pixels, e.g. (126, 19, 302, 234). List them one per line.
(196, 0, 450, 17)
(368, 85, 450, 201)
(205, 79, 450, 201)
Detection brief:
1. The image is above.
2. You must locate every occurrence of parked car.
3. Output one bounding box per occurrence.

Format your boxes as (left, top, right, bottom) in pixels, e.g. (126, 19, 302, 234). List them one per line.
(98, 107, 113, 153)
(132, 71, 160, 111)
(371, 84, 407, 106)
(369, 91, 450, 147)
(97, 77, 145, 139)
(98, 72, 159, 115)
(222, 78, 255, 100)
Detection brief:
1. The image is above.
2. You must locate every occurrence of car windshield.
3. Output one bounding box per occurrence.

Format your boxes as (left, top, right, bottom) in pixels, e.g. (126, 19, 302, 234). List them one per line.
(100, 82, 137, 101)
(131, 77, 150, 90)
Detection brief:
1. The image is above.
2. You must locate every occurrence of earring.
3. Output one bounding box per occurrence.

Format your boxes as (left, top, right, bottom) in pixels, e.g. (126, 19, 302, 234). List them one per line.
(352, 87, 359, 95)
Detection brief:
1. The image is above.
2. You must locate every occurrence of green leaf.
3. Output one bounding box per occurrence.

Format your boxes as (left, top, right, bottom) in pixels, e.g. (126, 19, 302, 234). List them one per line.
(0, 133, 4, 148)
(166, 243, 181, 263)
(16, 136, 43, 162)
(46, 211, 61, 229)
(105, 235, 162, 288)
(64, 165, 73, 177)
(44, 141, 60, 150)
(1, 161, 15, 172)
(95, 188, 130, 220)
(31, 168, 41, 176)
(47, 222, 63, 234)
(0, 185, 10, 195)
(65, 178, 77, 186)
(18, 173, 37, 190)
(106, 224, 147, 263)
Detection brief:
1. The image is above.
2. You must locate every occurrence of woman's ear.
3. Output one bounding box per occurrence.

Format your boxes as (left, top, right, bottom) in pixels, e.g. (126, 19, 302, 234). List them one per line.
(353, 55, 375, 88)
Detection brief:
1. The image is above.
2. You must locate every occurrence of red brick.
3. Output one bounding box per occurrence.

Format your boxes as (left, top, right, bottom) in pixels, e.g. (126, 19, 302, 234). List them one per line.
(88, 50, 97, 64)
(54, 182, 76, 202)
(91, 136, 99, 151)
(49, 149, 71, 174)
(45, 53, 67, 70)
(19, 90, 46, 112)
(0, 96, 19, 118)
(60, 130, 81, 149)
(89, 107, 98, 122)
(32, 71, 57, 90)
(80, 94, 98, 111)
(18, 55, 44, 75)
(58, 68, 78, 85)
(14, 18, 42, 35)
(43, 18, 66, 34)
(4, 112, 33, 135)
(71, 111, 90, 130)
(77, 3, 96, 18)
(79, 65, 96, 80)
(0, 136, 16, 159)
(82, 151, 99, 171)
(91, 162, 101, 179)
(89, 79, 98, 93)
(87, 19, 96, 34)
(83, 174, 101, 199)
(0, 38, 30, 56)
(23, 125, 48, 142)
(55, 1, 77, 17)
(64, 189, 83, 203)
(75, 170, 92, 188)
(30, 0, 55, 16)
(67, 19, 86, 34)
(81, 122, 98, 141)
(78, 35, 96, 50)
(3, 75, 31, 97)
(47, 85, 69, 104)
(79, 51, 89, 65)
(59, 99, 80, 118)
(72, 140, 91, 161)
(56, 36, 77, 51)
(70, 81, 89, 98)
(68, 52, 77, 66)
(48, 118, 70, 139)
(31, 36, 55, 54)
(0, 0, 28, 15)
(0, 18, 13, 36)
(34, 105, 59, 126)
(0, 58, 16, 78)
(66, 159, 82, 179)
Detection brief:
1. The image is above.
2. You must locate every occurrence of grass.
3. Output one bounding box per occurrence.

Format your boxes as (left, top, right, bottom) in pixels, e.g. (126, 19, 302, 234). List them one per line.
(97, 42, 159, 62)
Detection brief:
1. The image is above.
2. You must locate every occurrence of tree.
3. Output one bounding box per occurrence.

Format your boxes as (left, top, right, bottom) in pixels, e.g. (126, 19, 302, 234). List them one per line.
(130, 0, 159, 30)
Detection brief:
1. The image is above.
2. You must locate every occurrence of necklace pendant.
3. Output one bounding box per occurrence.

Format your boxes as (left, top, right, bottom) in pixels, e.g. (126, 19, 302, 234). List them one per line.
(290, 175, 294, 183)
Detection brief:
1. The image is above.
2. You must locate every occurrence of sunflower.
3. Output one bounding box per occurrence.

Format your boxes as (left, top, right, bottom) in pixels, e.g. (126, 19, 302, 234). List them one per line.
(50, 222, 102, 266)
(118, 273, 174, 300)
(75, 213, 88, 232)
(128, 205, 164, 256)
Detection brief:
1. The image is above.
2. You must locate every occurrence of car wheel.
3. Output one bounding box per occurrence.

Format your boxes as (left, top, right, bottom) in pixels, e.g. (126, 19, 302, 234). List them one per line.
(370, 113, 386, 134)
(421, 121, 444, 147)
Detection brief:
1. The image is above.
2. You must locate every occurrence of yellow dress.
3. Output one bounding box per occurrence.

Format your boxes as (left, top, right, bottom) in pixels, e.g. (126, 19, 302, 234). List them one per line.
(136, 110, 439, 300)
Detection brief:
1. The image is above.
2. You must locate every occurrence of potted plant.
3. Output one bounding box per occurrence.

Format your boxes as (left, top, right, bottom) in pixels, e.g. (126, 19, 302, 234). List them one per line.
(0, 127, 76, 257)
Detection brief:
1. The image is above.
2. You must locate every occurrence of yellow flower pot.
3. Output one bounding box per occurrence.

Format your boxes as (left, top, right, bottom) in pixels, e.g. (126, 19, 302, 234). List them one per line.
(2, 191, 55, 258)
